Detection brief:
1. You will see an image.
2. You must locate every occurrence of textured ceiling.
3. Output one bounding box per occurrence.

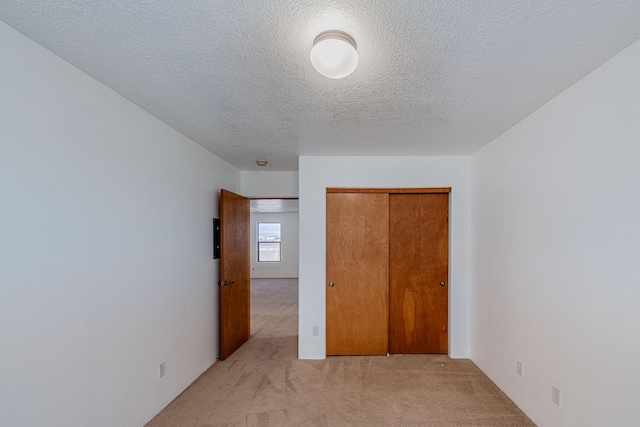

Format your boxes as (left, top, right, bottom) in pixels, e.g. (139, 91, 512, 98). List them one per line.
(2, 1, 640, 171)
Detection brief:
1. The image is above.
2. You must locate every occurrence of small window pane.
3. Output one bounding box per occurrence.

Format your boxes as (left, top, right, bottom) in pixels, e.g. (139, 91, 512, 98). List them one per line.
(258, 223, 281, 242)
(258, 242, 281, 262)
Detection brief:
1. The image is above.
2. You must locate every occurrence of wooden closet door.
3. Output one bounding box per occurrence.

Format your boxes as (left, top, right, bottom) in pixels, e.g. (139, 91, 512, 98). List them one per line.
(326, 192, 389, 355)
(389, 193, 449, 354)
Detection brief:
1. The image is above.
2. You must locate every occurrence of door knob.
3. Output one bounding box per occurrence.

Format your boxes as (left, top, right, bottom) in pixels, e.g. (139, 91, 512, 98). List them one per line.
(440, 281, 446, 287)
(328, 282, 335, 288)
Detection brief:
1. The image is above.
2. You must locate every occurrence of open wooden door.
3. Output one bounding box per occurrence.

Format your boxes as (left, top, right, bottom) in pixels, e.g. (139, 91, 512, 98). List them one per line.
(219, 189, 250, 360)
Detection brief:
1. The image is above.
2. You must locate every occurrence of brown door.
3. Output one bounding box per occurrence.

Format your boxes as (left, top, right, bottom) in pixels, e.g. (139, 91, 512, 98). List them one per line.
(219, 189, 250, 360)
(389, 193, 449, 354)
(326, 192, 389, 355)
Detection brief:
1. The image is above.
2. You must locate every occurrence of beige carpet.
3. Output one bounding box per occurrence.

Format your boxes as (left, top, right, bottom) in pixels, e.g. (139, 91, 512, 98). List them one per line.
(146, 278, 535, 427)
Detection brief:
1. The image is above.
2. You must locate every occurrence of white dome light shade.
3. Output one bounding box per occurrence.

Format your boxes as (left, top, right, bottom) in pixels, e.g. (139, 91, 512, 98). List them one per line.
(310, 30, 358, 79)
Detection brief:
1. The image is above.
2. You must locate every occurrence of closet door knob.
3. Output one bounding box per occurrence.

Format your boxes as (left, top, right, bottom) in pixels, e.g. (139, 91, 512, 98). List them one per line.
(329, 282, 335, 288)
(440, 281, 446, 287)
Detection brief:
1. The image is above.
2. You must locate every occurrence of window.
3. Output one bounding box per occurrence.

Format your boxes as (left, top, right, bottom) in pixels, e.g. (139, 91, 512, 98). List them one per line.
(257, 222, 281, 262)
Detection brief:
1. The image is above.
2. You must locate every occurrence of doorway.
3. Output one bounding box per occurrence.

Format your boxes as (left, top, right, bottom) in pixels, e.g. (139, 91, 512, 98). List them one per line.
(219, 194, 300, 360)
(249, 198, 299, 281)
(248, 199, 299, 342)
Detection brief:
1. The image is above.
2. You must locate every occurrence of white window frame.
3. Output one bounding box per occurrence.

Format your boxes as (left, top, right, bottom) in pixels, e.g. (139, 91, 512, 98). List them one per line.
(257, 222, 281, 262)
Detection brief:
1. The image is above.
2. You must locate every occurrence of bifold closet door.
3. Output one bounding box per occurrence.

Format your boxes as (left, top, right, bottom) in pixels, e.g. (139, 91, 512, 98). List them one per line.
(389, 193, 449, 354)
(326, 192, 389, 355)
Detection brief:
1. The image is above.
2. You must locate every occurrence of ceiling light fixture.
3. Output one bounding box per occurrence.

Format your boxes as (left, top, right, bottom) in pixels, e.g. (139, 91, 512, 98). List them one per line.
(310, 30, 358, 79)
(256, 159, 268, 167)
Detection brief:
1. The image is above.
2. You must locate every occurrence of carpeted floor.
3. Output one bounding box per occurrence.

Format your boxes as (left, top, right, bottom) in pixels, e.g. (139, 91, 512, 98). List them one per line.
(146, 278, 535, 426)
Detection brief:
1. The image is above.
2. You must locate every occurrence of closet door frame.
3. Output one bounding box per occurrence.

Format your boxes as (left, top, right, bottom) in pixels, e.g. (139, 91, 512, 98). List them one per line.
(327, 188, 451, 194)
(326, 187, 451, 356)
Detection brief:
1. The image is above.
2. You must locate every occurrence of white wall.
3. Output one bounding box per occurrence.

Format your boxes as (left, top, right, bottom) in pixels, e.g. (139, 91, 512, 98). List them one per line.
(298, 156, 471, 359)
(471, 39, 640, 426)
(250, 212, 299, 278)
(241, 171, 299, 198)
(0, 22, 240, 427)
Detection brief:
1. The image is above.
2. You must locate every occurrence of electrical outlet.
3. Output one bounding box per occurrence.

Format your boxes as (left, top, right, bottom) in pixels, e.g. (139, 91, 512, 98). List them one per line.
(552, 385, 561, 406)
(517, 360, 524, 376)
(159, 362, 166, 379)
(312, 326, 319, 336)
